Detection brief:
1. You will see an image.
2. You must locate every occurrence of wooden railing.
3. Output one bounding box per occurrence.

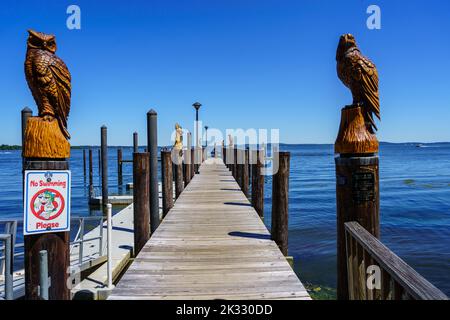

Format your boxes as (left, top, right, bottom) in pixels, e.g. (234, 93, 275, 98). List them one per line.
(344, 221, 448, 300)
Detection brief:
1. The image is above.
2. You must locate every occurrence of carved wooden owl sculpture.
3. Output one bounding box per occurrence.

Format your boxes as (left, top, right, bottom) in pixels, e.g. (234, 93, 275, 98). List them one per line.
(336, 34, 380, 134)
(25, 30, 71, 140)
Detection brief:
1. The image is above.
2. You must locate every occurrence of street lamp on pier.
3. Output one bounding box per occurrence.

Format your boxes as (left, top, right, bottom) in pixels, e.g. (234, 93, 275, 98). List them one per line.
(193, 102, 202, 173)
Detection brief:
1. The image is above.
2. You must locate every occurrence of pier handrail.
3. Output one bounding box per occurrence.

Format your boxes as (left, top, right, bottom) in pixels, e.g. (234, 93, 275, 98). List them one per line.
(0, 234, 13, 300)
(1, 216, 108, 277)
(344, 221, 448, 300)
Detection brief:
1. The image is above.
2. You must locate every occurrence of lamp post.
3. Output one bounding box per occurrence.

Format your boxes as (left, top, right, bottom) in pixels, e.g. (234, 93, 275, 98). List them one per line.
(193, 102, 202, 173)
(204, 126, 209, 147)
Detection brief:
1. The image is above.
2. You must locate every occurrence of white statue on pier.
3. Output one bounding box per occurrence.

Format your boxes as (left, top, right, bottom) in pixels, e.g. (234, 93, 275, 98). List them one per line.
(174, 123, 183, 157)
(228, 134, 234, 147)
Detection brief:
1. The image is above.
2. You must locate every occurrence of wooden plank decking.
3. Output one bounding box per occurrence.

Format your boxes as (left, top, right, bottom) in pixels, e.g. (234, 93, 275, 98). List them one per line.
(108, 158, 310, 300)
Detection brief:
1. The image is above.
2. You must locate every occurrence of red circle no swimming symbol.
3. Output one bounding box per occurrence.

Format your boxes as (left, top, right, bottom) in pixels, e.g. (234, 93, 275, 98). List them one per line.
(30, 188, 65, 221)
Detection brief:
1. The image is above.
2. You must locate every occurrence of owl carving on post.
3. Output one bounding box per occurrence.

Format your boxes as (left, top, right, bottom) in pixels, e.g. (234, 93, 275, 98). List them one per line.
(335, 34, 380, 154)
(23, 30, 72, 159)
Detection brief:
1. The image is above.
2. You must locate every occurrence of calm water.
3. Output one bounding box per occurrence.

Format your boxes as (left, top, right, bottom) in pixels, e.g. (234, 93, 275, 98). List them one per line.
(1, 143, 449, 296)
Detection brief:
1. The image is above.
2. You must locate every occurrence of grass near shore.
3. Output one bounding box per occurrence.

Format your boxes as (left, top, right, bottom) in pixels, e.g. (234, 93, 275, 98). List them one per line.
(304, 283, 336, 300)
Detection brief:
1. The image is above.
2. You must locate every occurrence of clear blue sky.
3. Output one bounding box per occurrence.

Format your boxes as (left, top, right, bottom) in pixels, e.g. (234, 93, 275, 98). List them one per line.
(1, 0, 449, 146)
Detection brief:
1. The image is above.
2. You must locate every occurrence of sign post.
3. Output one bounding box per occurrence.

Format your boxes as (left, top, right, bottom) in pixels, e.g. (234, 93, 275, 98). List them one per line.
(23, 161, 71, 300)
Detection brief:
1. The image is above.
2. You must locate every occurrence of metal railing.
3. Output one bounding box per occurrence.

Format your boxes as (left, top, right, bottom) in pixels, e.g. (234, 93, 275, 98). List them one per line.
(0, 234, 12, 300)
(69, 216, 106, 268)
(0, 215, 108, 300)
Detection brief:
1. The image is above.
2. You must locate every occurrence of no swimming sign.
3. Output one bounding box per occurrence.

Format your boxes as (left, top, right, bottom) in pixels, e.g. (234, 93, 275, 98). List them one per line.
(23, 170, 71, 235)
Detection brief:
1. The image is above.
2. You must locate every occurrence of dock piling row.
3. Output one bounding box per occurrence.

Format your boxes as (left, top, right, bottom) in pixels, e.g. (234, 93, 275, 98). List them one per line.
(133, 152, 150, 256)
(271, 152, 290, 256)
(161, 148, 174, 218)
(101, 126, 108, 214)
(147, 109, 160, 234)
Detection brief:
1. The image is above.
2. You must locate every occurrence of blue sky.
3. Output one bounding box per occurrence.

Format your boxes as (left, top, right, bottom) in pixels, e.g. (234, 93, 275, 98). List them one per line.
(1, 0, 449, 145)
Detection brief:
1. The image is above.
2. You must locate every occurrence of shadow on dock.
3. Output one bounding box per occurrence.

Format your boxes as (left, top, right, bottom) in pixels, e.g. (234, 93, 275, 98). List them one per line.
(223, 202, 252, 207)
(228, 231, 271, 240)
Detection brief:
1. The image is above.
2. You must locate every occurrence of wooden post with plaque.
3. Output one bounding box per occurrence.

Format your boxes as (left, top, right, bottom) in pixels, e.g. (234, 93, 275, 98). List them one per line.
(335, 106, 380, 301)
(23, 30, 72, 300)
(335, 34, 381, 300)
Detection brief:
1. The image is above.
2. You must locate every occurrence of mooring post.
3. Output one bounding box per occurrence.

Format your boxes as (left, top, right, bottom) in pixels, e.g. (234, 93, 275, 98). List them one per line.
(271, 151, 290, 256)
(183, 156, 191, 186)
(161, 148, 174, 218)
(88, 148, 93, 197)
(252, 149, 264, 219)
(22, 111, 70, 300)
(233, 146, 238, 179)
(101, 126, 108, 214)
(242, 149, 249, 197)
(83, 149, 86, 181)
(184, 133, 192, 187)
(2, 234, 13, 300)
(98, 149, 101, 181)
(38, 250, 49, 300)
(222, 145, 226, 166)
(133, 152, 150, 256)
(117, 148, 123, 185)
(236, 149, 244, 189)
(191, 147, 195, 178)
(147, 109, 160, 234)
(133, 132, 139, 153)
(247, 146, 252, 184)
(174, 150, 184, 199)
(106, 203, 113, 289)
(226, 144, 233, 171)
(334, 106, 380, 300)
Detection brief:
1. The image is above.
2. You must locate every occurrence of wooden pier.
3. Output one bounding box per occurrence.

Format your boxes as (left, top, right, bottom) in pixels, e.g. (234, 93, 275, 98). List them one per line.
(108, 158, 310, 300)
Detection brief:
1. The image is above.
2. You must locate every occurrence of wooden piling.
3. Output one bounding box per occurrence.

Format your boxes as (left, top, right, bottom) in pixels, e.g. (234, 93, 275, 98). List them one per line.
(22, 109, 70, 300)
(101, 126, 108, 214)
(174, 150, 184, 199)
(236, 149, 244, 190)
(161, 149, 174, 218)
(133, 152, 150, 256)
(183, 157, 191, 187)
(252, 150, 264, 218)
(247, 147, 252, 184)
(226, 146, 233, 171)
(233, 146, 238, 179)
(334, 105, 380, 300)
(147, 109, 160, 234)
(98, 149, 101, 181)
(83, 149, 86, 180)
(242, 149, 249, 197)
(222, 145, 226, 166)
(88, 149, 93, 197)
(271, 151, 290, 256)
(191, 147, 195, 178)
(133, 132, 138, 153)
(117, 148, 123, 185)
(23, 161, 70, 300)
(184, 134, 192, 187)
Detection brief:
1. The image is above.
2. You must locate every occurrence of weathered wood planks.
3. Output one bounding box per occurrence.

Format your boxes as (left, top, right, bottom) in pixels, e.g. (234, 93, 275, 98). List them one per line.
(109, 159, 310, 300)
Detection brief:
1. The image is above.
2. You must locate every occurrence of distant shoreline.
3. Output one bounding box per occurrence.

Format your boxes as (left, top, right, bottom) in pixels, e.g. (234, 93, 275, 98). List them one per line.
(1, 142, 449, 151)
